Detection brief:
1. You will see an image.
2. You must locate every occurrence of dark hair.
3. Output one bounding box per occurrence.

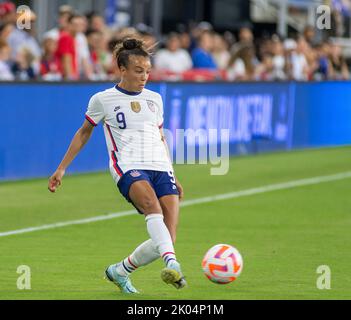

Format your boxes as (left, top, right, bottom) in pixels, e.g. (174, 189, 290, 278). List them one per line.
(85, 28, 102, 38)
(114, 38, 151, 69)
(67, 13, 82, 24)
(0, 22, 12, 34)
(167, 32, 179, 41)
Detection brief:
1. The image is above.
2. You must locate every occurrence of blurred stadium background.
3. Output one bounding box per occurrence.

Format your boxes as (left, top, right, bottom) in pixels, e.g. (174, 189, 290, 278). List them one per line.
(1, 0, 351, 300)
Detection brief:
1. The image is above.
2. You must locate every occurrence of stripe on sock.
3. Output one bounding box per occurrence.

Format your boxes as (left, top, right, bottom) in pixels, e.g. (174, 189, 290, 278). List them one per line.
(161, 252, 175, 258)
(122, 260, 133, 273)
(165, 257, 176, 266)
(127, 256, 138, 270)
(161, 252, 176, 265)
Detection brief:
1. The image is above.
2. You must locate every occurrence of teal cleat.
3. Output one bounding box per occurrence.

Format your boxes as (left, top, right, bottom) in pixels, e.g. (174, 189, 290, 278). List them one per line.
(105, 263, 139, 294)
(161, 261, 187, 289)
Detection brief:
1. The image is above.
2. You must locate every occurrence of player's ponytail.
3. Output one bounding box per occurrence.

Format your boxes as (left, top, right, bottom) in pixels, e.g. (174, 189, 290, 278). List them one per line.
(114, 38, 151, 69)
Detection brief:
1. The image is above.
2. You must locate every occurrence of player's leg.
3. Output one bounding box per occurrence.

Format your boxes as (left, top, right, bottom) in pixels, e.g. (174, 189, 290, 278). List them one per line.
(128, 180, 179, 267)
(148, 171, 186, 289)
(159, 194, 179, 244)
(113, 182, 161, 277)
(106, 174, 161, 293)
(112, 181, 179, 278)
(128, 180, 185, 289)
(158, 194, 186, 288)
(107, 173, 184, 291)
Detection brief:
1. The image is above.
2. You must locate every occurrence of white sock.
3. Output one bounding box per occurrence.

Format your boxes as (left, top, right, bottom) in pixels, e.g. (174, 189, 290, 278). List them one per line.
(145, 213, 177, 267)
(116, 239, 160, 276)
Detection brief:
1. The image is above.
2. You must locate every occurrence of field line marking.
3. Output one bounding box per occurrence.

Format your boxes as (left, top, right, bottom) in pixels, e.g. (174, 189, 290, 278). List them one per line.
(1, 171, 351, 238)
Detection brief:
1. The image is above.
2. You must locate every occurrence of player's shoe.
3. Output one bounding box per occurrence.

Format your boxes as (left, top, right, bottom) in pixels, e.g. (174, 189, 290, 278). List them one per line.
(161, 260, 187, 289)
(105, 263, 139, 294)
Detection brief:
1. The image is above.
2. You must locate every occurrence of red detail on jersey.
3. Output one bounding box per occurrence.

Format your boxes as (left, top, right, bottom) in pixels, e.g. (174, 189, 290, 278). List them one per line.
(85, 115, 97, 126)
(106, 123, 118, 151)
(106, 124, 118, 151)
(106, 124, 122, 177)
(111, 151, 123, 177)
(158, 122, 164, 129)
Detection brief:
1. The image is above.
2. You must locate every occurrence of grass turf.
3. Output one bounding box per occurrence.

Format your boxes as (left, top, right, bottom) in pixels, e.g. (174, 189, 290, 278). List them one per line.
(0, 146, 350, 300)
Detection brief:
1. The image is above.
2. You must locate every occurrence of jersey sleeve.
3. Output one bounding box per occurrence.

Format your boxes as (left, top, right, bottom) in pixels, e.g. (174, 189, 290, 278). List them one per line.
(85, 94, 104, 126)
(156, 94, 164, 129)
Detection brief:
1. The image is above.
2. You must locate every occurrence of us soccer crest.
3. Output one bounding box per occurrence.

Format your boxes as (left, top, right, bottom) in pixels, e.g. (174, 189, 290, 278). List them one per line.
(131, 102, 141, 113)
(146, 100, 155, 113)
(130, 170, 141, 177)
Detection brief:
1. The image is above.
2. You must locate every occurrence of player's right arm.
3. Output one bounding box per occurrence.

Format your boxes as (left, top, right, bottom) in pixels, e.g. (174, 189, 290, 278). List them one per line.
(48, 120, 94, 193)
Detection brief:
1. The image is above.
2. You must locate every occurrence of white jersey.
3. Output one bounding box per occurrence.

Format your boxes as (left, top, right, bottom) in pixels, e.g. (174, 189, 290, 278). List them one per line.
(85, 85, 173, 182)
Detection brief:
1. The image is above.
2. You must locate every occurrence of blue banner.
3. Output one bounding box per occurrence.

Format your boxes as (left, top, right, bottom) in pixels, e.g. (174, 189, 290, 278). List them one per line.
(164, 82, 294, 158)
(1, 81, 350, 181)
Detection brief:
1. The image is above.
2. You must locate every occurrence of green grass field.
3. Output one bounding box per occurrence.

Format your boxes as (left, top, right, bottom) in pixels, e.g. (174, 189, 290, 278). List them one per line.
(0, 146, 351, 300)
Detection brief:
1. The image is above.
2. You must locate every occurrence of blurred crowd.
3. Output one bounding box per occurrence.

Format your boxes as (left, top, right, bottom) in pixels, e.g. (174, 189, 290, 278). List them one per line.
(0, 2, 349, 82)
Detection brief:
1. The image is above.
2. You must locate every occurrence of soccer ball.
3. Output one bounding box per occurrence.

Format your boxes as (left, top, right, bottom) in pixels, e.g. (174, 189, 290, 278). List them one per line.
(202, 244, 243, 284)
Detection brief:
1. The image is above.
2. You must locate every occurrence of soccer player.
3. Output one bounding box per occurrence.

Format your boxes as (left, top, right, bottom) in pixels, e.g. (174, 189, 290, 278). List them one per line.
(48, 38, 186, 293)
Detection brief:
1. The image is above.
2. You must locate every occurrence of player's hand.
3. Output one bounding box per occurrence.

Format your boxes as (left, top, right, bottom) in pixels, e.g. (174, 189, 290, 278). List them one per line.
(48, 168, 65, 193)
(176, 179, 184, 201)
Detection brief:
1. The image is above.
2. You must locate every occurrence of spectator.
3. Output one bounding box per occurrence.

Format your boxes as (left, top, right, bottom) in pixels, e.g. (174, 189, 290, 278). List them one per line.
(256, 52, 275, 81)
(89, 13, 107, 32)
(329, 43, 350, 80)
(188, 21, 213, 53)
(179, 31, 191, 52)
(154, 32, 193, 73)
(311, 43, 330, 81)
(43, 5, 73, 40)
(271, 37, 286, 80)
(0, 1, 16, 24)
(303, 25, 316, 46)
(44, 9, 93, 80)
(1, 5, 350, 83)
(227, 45, 257, 81)
(87, 11, 112, 40)
(136, 24, 158, 52)
(75, 15, 94, 79)
(11, 47, 36, 80)
(86, 29, 109, 80)
(7, 8, 41, 63)
(230, 27, 254, 55)
(0, 22, 14, 42)
(55, 14, 80, 80)
(212, 33, 230, 70)
(0, 38, 14, 80)
(40, 37, 61, 81)
(285, 37, 309, 81)
(191, 30, 217, 69)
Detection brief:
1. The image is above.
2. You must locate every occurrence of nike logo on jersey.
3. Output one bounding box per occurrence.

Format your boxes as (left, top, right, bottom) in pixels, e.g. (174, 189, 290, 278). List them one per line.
(114, 106, 121, 112)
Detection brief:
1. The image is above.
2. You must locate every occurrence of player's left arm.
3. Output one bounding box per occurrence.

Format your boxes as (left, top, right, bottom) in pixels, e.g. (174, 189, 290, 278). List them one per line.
(160, 127, 184, 200)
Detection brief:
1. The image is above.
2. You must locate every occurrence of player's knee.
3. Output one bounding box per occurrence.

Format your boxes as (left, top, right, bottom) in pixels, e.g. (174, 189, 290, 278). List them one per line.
(141, 197, 162, 214)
